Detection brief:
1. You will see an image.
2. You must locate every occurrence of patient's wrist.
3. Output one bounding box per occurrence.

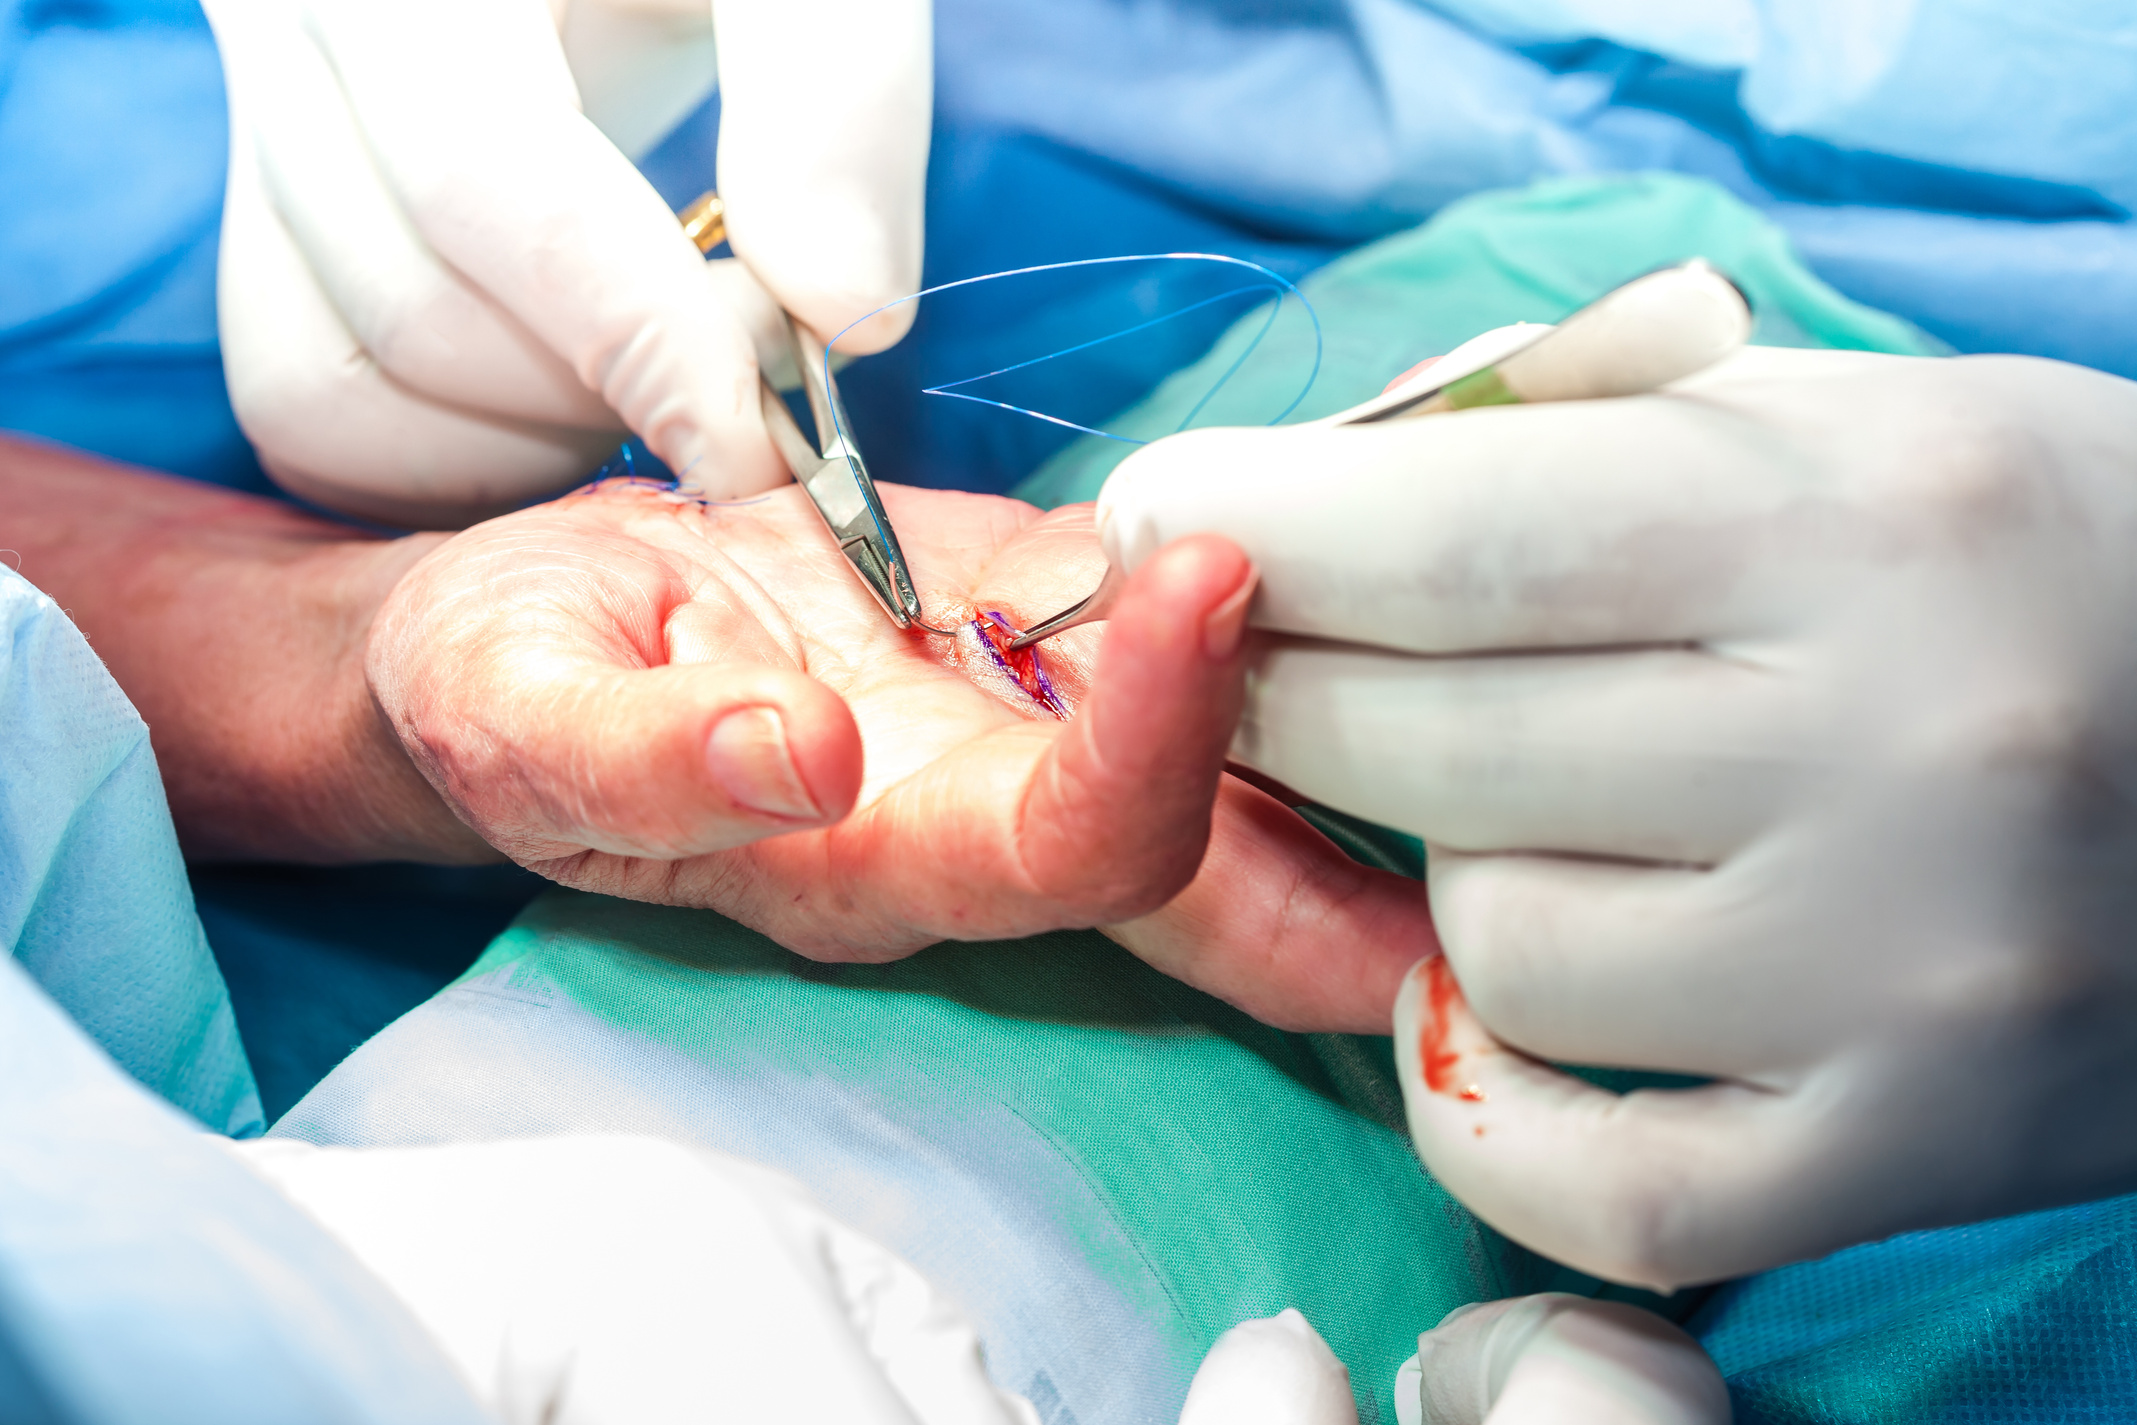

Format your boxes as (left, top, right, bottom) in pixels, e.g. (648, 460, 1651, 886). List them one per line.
(0, 436, 495, 865)
(139, 527, 498, 866)
(271, 533, 504, 866)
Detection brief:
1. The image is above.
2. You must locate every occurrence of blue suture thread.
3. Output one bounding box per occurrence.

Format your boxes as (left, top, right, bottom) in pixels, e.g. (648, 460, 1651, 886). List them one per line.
(588, 439, 773, 506)
(820, 252, 1324, 459)
(1172, 284, 1287, 435)
(924, 283, 1293, 443)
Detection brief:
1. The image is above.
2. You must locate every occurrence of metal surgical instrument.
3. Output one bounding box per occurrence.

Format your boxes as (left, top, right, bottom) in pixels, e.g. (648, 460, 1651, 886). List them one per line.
(1005, 258, 1754, 650)
(678, 189, 956, 636)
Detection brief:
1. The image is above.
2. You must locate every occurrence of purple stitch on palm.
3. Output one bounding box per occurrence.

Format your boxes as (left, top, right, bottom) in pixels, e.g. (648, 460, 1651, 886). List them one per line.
(976, 611, 1066, 718)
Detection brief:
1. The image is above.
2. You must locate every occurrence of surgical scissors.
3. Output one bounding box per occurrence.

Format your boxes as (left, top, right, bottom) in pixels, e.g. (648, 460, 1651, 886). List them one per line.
(677, 189, 956, 636)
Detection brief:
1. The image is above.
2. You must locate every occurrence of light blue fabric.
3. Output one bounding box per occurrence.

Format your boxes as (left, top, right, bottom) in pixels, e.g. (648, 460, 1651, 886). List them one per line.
(1410, 0, 1761, 68)
(0, 955, 492, 1425)
(1736, 4, 2135, 206)
(0, 567, 490, 1423)
(1422, 0, 2137, 212)
(0, 565, 260, 1137)
(931, 0, 2137, 380)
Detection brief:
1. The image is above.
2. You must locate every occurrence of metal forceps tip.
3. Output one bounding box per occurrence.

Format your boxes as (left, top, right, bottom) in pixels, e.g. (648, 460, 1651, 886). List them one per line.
(757, 315, 958, 637)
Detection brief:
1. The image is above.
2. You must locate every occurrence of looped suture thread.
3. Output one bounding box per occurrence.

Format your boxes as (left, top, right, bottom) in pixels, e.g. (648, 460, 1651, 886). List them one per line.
(823, 252, 1323, 455)
(590, 253, 1321, 492)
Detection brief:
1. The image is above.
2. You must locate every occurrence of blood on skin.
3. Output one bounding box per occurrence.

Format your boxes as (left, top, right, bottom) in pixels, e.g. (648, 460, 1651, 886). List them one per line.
(1458, 1085, 1486, 1103)
(975, 611, 1067, 718)
(1418, 955, 1464, 1095)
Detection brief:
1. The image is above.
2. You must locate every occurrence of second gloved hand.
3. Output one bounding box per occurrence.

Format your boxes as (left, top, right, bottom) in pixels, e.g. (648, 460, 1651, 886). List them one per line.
(1096, 345, 2137, 1287)
(201, 0, 929, 527)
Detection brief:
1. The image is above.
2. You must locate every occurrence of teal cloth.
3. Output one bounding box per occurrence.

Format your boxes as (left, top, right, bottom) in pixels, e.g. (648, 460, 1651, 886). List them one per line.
(279, 883, 1663, 1425)
(1016, 173, 1941, 509)
(1693, 1193, 2137, 1422)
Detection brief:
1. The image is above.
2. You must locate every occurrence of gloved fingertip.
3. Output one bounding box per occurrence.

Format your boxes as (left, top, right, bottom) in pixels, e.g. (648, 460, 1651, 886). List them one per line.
(1180, 1309, 1358, 1425)
(807, 293, 917, 356)
(663, 421, 792, 503)
(1412, 1295, 1728, 1425)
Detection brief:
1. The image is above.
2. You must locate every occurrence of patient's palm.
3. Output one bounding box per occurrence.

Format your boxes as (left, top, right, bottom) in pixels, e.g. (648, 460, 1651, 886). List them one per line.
(369, 478, 1431, 1029)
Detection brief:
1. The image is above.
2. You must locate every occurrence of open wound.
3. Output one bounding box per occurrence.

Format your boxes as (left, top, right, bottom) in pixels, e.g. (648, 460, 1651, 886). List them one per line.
(975, 612, 1068, 718)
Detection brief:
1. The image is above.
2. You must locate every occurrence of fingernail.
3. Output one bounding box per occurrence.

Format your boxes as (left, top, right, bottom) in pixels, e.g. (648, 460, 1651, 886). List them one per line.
(706, 706, 822, 821)
(1202, 567, 1260, 662)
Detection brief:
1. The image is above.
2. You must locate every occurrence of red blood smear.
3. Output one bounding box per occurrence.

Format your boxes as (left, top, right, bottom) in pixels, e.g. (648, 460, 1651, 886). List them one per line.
(1418, 955, 1464, 1095)
(1458, 1085, 1486, 1103)
(976, 613, 1065, 717)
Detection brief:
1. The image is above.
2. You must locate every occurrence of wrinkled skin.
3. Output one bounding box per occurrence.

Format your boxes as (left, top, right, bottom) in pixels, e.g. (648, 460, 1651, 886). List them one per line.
(368, 478, 1434, 1029)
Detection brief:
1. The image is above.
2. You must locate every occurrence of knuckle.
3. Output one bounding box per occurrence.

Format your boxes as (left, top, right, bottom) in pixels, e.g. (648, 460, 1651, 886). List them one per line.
(1863, 377, 2045, 541)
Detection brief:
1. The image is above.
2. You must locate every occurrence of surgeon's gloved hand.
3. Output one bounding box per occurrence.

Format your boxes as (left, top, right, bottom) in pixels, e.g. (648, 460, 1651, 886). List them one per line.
(201, 0, 929, 527)
(224, 1134, 1038, 1425)
(1096, 345, 2137, 1286)
(1403, 1295, 1726, 1425)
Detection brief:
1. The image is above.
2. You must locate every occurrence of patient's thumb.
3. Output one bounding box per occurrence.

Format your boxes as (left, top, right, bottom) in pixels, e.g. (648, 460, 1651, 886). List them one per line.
(1179, 1309, 1358, 1425)
(1407, 1294, 1727, 1425)
(459, 661, 864, 864)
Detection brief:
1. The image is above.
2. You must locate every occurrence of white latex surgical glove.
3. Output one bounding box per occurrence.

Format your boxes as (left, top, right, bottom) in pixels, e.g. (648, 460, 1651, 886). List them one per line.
(1402, 1295, 1726, 1425)
(1175, 1298, 1723, 1425)
(1179, 1309, 1360, 1425)
(1095, 344, 2137, 1288)
(202, 0, 929, 527)
(222, 1134, 1037, 1425)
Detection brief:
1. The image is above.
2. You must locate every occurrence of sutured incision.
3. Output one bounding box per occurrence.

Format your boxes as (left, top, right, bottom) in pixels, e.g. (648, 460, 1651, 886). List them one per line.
(975, 611, 1067, 718)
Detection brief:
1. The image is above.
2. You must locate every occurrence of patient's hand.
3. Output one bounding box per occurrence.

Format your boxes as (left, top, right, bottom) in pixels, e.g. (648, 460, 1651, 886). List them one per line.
(369, 477, 1429, 1029)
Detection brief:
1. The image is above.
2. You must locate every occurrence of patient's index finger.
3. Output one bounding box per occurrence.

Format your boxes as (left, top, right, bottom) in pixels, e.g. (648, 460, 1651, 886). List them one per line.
(1100, 386, 1823, 655)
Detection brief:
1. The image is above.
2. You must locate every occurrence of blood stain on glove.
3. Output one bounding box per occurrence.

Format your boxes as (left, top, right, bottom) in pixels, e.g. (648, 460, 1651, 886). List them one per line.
(1418, 955, 1466, 1095)
(975, 611, 1067, 718)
